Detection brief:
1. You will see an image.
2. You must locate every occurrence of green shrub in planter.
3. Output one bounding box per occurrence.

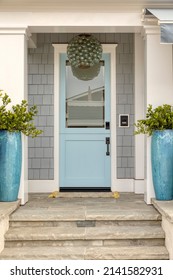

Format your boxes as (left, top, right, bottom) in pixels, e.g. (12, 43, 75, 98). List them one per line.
(0, 90, 42, 137)
(135, 104, 173, 136)
(135, 104, 173, 200)
(0, 89, 42, 201)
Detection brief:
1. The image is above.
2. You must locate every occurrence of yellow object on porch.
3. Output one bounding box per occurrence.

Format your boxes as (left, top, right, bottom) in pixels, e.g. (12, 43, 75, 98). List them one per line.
(48, 191, 59, 198)
(112, 191, 120, 199)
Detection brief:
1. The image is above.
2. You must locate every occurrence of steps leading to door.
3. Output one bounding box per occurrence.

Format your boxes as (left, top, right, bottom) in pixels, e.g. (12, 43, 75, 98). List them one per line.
(0, 193, 169, 260)
(0, 214, 169, 259)
(4, 225, 165, 248)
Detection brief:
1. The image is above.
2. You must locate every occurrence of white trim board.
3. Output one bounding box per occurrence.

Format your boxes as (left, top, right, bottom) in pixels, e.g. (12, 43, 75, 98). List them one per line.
(28, 180, 58, 193)
(112, 179, 144, 194)
(28, 179, 145, 194)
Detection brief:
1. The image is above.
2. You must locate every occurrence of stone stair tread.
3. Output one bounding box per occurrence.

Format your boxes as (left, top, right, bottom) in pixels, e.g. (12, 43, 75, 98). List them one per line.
(5, 225, 165, 240)
(9, 209, 161, 221)
(86, 246, 169, 260)
(0, 246, 169, 260)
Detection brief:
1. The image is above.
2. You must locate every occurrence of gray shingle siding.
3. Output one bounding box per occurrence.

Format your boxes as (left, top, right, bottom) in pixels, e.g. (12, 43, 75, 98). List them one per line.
(28, 33, 134, 180)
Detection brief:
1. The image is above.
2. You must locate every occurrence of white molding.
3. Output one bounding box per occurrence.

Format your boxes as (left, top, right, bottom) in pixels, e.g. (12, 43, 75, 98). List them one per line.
(105, 44, 118, 189)
(29, 180, 58, 193)
(134, 33, 145, 181)
(18, 135, 28, 204)
(52, 44, 65, 191)
(0, 12, 141, 29)
(112, 179, 134, 192)
(28, 178, 145, 194)
(0, 27, 31, 38)
(53, 44, 118, 192)
(141, 25, 160, 40)
(134, 180, 145, 194)
(113, 179, 145, 194)
(28, 179, 137, 193)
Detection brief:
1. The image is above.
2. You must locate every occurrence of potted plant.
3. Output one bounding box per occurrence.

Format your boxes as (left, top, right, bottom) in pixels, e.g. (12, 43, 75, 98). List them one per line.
(135, 104, 173, 200)
(0, 89, 42, 202)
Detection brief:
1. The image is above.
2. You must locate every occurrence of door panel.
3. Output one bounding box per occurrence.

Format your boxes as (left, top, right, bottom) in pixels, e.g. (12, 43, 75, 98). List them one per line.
(60, 134, 110, 187)
(59, 53, 111, 188)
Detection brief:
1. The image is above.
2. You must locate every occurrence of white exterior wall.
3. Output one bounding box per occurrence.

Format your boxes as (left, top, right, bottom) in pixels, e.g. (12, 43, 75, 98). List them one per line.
(0, 29, 29, 204)
(143, 27, 173, 204)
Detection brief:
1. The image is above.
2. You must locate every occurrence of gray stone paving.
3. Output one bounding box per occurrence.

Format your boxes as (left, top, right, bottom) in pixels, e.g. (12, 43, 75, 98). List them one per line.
(10, 192, 161, 221)
(0, 193, 170, 260)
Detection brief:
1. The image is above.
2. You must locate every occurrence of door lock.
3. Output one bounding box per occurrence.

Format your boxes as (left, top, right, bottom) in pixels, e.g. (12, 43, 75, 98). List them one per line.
(105, 122, 110, 130)
(106, 137, 110, 156)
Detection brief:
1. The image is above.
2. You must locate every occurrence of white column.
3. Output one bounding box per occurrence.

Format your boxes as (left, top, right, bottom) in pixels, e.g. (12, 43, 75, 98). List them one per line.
(143, 26, 173, 204)
(134, 33, 145, 194)
(0, 28, 30, 204)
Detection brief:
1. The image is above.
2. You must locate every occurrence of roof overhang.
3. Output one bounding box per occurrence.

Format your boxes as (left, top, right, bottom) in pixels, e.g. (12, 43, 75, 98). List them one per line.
(144, 8, 173, 43)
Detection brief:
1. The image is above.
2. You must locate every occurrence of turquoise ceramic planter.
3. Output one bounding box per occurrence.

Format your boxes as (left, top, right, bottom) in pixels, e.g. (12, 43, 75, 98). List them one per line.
(0, 130, 22, 202)
(151, 130, 173, 200)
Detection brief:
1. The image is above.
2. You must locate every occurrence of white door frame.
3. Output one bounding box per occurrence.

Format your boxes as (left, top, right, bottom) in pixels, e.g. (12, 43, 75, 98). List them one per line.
(53, 44, 117, 191)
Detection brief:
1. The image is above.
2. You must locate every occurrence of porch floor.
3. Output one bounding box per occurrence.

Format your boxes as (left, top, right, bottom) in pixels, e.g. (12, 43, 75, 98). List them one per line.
(11, 192, 161, 221)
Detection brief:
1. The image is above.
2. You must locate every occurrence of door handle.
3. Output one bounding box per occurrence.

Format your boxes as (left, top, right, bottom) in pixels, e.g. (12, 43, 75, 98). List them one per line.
(106, 137, 110, 156)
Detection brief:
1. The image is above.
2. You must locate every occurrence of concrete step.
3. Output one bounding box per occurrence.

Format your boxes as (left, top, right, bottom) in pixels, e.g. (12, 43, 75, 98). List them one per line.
(1, 193, 168, 260)
(9, 219, 162, 228)
(5, 238, 165, 248)
(0, 246, 169, 260)
(4, 225, 165, 247)
(5, 225, 165, 241)
(9, 208, 162, 223)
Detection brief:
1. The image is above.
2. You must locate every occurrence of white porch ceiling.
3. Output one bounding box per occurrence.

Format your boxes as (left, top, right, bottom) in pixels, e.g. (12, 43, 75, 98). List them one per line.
(0, 0, 173, 12)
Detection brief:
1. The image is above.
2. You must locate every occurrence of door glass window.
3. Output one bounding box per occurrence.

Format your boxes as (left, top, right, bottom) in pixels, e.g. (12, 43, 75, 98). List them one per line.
(66, 61, 105, 128)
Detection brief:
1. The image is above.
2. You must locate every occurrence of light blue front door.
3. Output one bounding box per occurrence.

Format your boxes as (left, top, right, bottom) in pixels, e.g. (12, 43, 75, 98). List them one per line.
(59, 53, 111, 189)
